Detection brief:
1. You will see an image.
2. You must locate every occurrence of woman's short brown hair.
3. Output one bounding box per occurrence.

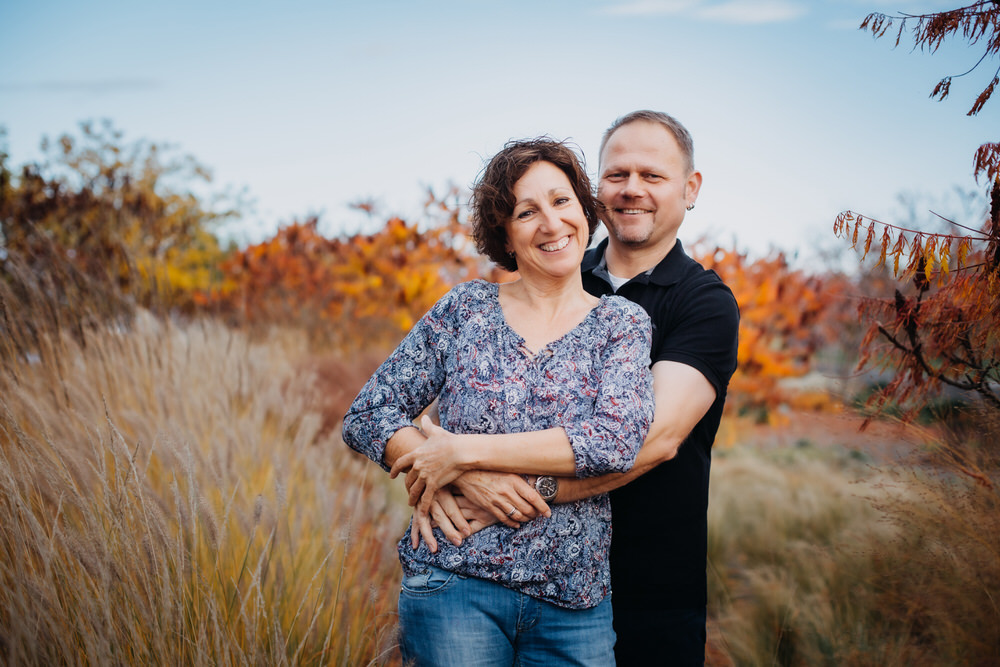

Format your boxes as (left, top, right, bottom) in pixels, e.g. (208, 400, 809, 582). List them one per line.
(470, 138, 601, 273)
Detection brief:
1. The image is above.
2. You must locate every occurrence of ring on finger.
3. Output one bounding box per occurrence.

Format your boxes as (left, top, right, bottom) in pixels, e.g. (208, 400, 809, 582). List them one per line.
(506, 507, 517, 518)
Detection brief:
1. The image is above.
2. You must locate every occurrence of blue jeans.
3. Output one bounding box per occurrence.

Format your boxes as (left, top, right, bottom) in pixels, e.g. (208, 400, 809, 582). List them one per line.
(398, 565, 616, 666)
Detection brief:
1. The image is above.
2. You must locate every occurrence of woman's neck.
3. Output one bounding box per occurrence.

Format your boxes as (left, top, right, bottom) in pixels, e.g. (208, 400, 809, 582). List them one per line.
(498, 275, 599, 355)
(505, 273, 591, 312)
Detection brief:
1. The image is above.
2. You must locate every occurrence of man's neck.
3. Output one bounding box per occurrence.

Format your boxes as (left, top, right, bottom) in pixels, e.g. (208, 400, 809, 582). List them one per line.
(605, 237, 677, 280)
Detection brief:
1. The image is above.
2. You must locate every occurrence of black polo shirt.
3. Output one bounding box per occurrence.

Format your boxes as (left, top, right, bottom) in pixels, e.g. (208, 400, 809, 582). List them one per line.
(581, 238, 739, 610)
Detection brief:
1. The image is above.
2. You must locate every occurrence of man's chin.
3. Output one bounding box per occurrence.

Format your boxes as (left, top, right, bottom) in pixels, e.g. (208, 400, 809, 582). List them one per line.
(610, 227, 652, 246)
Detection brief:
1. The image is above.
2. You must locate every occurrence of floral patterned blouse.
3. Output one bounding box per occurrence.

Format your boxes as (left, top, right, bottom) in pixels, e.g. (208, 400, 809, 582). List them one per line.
(342, 279, 654, 609)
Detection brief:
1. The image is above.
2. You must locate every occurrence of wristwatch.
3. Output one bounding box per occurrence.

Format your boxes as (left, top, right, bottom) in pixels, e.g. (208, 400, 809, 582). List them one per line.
(535, 475, 558, 502)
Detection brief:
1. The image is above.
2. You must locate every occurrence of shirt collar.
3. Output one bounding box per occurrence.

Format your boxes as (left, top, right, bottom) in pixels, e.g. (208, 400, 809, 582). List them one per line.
(583, 237, 691, 288)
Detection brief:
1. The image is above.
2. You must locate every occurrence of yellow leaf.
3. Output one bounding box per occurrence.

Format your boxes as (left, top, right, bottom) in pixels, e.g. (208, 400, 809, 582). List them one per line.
(923, 237, 935, 283)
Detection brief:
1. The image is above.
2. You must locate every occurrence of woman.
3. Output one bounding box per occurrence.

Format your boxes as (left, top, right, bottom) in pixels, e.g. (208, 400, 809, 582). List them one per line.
(342, 138, 654, 666)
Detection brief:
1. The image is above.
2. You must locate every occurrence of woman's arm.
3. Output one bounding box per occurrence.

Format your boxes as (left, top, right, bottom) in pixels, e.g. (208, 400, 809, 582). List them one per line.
(342, 288, 460, 469)
(551, 360, 716, 501)
(390, 416, 577, 510)
(393, 301, 654, 517)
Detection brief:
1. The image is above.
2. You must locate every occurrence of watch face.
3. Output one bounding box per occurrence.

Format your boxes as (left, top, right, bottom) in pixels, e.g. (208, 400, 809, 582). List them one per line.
(536, 476, 558, 501)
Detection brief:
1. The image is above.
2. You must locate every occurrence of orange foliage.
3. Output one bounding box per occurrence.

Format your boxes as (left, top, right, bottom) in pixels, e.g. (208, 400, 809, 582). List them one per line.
(0, 121, 232, 312)
(845, 5, 1000, 417)
(696, 246, 848, 422)
(838, 180, 1000, 415)
(201, 214, 508, 350)
(204, 217, 849, 415)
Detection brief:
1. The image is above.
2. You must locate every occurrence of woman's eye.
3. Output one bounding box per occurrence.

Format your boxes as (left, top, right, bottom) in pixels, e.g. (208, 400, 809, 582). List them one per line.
(554, 197, 570, 205)
(516, 209, 534, 220)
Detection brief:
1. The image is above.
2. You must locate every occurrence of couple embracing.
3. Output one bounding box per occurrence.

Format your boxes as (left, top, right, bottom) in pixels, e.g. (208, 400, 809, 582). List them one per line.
(344, 110, 740, 666)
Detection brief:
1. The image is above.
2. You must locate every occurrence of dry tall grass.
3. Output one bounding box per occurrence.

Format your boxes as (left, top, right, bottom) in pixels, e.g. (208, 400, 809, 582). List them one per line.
(3, 300, 997, 666)
(0, 312, 408, 665)
(707, 438, 1000, 666)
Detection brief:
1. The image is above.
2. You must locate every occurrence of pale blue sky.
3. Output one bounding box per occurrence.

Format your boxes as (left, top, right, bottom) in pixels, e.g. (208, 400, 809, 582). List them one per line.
(2, 0, 996, 258)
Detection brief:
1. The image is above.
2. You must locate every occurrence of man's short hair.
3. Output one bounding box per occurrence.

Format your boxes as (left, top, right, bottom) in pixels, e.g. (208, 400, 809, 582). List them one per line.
(470, 137, 601, 273)
(599, 110, 696, 174)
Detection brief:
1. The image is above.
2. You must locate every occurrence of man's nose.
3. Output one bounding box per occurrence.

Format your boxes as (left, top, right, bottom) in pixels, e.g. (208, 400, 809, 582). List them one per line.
(622, 173, 644, 197)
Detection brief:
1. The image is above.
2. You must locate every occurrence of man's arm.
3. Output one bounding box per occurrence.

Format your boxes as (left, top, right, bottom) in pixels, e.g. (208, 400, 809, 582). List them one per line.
(436, 359, 716, 539)
(552, 360, 716, 502)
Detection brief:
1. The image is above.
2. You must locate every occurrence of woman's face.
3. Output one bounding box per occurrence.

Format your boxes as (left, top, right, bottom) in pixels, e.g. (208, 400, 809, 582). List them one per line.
(504, 161, 590, 284)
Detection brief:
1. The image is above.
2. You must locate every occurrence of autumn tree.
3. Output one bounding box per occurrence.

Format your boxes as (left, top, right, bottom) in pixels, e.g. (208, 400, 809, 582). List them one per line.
(836, 3, 1000, 417)
(0, 120, 234, 320)
(862, 2, 999, 181)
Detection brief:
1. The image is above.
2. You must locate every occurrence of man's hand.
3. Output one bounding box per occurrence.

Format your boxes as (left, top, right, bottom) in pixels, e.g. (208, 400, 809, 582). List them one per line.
(450, 494, 500, 533)
(410, 486, 470, 552)
(451, 470, 550, 528)
(427, 494, 498, 546)
(412, 477, 542, 552)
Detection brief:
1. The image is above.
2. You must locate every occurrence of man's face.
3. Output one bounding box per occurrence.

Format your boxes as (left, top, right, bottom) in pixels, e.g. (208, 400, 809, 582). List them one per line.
(598, 120, 701, 251)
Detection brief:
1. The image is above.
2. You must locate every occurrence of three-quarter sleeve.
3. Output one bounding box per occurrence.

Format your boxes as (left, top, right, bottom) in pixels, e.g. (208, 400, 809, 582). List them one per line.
(562, 301, 654, 477)
(342, 287, 460, 471)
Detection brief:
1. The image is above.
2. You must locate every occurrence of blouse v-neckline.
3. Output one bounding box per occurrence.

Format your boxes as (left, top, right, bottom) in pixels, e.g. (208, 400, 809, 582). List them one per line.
(488, 282, 606, 359)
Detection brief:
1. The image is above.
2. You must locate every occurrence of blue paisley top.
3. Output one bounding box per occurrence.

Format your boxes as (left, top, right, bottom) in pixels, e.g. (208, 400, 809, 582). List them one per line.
(342, 279, 654, 609)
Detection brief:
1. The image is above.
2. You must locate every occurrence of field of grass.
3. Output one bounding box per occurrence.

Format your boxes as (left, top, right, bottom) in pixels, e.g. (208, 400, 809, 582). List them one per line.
(1, 311, 997, 665)
(707, 431, 1000, 665)
(0, 313, 408, 665)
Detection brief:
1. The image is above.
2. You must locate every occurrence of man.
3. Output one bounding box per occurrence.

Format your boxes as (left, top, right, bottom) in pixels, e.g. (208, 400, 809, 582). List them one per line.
(418, 110, 739, 664)
(567, 110, 740, 664)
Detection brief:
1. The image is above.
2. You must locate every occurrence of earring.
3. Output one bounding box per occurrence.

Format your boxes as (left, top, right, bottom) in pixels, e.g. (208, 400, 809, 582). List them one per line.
(686, 203, 695, 211)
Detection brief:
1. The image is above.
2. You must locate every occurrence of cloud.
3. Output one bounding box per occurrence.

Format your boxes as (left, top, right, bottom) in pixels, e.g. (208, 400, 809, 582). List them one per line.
(0, 79, 159, 94)
(698, 0, 806, 24)
(598, 0, 807, 23)
(599, 0, 703, 16)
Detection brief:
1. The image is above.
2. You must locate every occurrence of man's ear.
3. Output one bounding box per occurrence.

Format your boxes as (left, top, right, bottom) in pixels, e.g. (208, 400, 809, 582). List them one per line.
(685, 170, 703, 202)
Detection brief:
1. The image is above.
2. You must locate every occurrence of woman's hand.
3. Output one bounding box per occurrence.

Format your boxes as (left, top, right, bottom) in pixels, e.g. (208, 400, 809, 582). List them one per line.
(391, 416, 471, 517)
(451, 470, 550, 528)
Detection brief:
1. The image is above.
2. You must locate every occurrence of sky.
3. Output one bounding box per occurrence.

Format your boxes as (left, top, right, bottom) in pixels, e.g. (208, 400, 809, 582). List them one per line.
(1, 0, 997, 261)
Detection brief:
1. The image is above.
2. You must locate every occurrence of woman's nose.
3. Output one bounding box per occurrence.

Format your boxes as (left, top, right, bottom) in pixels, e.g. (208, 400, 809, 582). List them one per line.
(538, 207, 559, 232)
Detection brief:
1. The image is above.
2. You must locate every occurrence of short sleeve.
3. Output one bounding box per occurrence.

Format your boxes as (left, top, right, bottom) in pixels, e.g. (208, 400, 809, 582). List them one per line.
(654, 274, 739, 396)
